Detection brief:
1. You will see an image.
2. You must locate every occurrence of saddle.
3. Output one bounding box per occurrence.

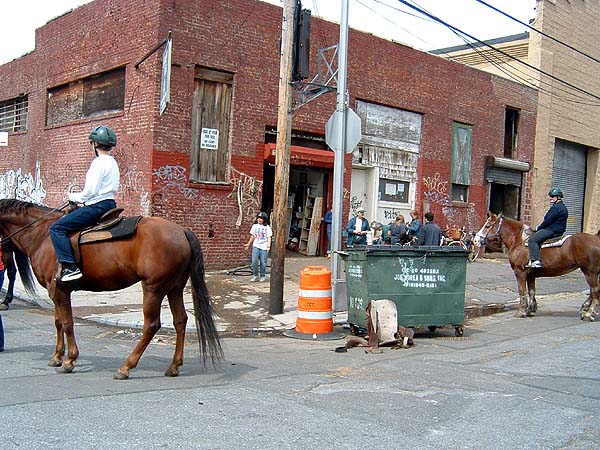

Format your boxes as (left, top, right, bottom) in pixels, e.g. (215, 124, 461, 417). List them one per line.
(69, 208, 142, 264)
(336, 299, 414, 353)
(524, 234, 571, 248)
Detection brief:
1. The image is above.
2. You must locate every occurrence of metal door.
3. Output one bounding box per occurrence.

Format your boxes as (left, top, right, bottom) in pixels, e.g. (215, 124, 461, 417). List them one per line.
(552, 139, 586, 234)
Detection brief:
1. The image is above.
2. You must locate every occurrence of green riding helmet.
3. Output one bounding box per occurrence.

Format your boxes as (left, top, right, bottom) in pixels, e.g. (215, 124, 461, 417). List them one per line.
(89, 125, 117, 148)
(548, 187, 564, 198)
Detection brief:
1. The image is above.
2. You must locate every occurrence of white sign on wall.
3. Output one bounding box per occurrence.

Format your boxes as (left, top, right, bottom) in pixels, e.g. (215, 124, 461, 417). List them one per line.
(200, 128, 219, 150)
(0, 132, 8, 146)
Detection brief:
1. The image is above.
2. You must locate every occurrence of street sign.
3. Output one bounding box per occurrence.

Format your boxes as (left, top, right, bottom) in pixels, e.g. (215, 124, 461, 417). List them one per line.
(325, 107, 362, 154)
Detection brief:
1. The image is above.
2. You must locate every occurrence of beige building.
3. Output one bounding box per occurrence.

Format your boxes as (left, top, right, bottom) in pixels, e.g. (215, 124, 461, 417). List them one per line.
(432, 0, 600, 234)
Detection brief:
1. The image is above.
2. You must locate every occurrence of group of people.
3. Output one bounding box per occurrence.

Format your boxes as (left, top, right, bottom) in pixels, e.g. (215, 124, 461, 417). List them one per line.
(345, 208, 442, 247)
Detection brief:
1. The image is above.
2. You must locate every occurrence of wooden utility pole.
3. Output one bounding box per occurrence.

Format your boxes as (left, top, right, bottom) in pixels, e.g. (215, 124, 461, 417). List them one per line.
(269, 0, 296, 315)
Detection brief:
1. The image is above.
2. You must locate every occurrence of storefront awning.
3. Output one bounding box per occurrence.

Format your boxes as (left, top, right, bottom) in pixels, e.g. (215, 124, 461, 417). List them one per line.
(263, 143, 334, 168)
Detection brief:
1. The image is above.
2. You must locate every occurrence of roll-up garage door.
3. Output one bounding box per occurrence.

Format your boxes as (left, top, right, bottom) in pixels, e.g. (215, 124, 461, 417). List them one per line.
(552, 139, 586, 234)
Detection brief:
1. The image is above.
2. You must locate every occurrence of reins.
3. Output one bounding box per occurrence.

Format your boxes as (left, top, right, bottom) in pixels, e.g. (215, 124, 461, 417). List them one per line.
(1, 201, 70, 246)
(481, 215, 531, 250)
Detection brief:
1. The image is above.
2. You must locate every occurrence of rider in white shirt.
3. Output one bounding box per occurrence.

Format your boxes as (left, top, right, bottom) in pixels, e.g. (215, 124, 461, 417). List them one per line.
(49, 125, 120, 282)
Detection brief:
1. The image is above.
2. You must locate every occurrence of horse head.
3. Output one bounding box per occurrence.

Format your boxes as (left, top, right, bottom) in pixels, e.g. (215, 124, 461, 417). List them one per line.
(474, 212, 503, 248)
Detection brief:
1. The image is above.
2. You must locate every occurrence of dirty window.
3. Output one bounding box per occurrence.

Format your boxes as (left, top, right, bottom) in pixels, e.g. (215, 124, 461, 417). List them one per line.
(46, 68, 125, 126)
(0, 95, 28, 133)
(378, 178, 409, 203)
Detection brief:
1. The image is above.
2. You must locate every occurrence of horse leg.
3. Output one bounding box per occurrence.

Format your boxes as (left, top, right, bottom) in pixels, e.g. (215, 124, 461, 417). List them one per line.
(2, 257, 16, 306)
(51, 289, 79, 373)
(48, 308, 65, 367)
(526, 276, 537, 316)
(114, 288, 163, 380)
(514, 274, 529, 318)
(581, 271, 600, 321)
(164, 288, 188, 377)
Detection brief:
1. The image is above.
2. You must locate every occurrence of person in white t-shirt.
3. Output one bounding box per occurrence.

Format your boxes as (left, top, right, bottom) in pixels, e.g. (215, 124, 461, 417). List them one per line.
(49, 125, 120, 282)
(245, 211, 273, 282)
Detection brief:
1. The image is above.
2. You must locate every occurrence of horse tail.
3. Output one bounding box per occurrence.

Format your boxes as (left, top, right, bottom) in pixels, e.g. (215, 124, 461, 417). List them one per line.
(184, 229, 223, 366)
(14, 247, 37, 296)
(2, 239, 37, 296)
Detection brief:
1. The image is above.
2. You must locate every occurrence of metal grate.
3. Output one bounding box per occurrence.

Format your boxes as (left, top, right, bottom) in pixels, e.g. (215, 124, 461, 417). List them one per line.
(0, 95, 28, 133)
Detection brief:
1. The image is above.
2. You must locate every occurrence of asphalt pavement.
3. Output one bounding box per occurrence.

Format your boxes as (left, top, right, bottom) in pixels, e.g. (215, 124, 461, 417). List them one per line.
(0, 251, 591, 336)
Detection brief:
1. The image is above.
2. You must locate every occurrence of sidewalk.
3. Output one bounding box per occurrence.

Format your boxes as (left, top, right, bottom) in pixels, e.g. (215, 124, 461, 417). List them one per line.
(3, 252, 591, 335)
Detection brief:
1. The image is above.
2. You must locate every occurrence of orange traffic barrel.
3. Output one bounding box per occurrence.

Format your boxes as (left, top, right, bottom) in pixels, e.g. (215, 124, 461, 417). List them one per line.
(284, 266, 344, 341)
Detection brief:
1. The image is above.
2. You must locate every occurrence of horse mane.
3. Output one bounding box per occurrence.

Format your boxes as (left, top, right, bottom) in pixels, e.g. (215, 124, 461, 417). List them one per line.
(0, 199, 55, 214)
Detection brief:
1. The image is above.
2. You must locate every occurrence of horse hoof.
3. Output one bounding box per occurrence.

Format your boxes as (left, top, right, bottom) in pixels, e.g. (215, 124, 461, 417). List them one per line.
(164, 368, 180, 377)
(48, 359, 62, 367)
(514, 310, 526, 318)
(57, 364, 74, 374)
(113, 370, 129, 380)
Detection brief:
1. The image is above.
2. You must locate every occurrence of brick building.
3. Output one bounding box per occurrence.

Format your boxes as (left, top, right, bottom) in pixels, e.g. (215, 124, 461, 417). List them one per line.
(0, 0, 537, 268)
(432, 0, 600, 235)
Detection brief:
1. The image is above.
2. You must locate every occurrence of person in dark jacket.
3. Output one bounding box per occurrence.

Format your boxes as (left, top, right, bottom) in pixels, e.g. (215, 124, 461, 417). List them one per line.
(526, 187, 569, 268)
(389, 214, 408, 245)
(407, 209, 422, 244)
(346, 207, 370, 247)
(419, 212, 442, 246)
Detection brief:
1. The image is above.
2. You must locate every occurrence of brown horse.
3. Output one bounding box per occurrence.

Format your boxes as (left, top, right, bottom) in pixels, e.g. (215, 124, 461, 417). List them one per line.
(0, 199, 222, 379)
(475, 212, 600, 320)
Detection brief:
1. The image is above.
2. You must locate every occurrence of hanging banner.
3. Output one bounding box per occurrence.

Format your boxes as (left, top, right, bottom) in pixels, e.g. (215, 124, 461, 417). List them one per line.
(159, 37, 172, 115)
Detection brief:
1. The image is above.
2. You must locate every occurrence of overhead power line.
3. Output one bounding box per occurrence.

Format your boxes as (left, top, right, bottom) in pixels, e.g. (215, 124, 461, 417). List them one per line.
(396, 0, 600, 102)
(476, 0, 600, 65)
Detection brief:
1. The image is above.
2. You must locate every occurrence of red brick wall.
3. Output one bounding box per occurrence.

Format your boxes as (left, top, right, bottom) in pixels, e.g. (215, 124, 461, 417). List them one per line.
(0, 0, 537, 268)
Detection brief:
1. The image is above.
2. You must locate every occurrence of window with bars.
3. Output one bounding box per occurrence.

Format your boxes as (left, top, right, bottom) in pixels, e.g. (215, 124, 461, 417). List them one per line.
(0, 95, 28, 133)
(46, 67, 125, 126)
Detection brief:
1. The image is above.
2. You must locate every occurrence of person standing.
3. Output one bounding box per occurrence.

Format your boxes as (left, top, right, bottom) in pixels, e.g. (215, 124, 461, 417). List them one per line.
(389, 214, 408, 245)
(0, 241, 4, 351)
(49, 125, 120, 282)
(346, 207, 370, 247)
(245, 212, 272, 282)
(407, 209, 422, 244)
(526, 187, 569, 268)
(419, 212, 442, 246)
(324, 207, 333, 255)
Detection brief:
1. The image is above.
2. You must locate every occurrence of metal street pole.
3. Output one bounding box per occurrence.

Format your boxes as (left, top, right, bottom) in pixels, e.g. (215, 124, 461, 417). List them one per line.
(269, 0, 296, 315)
(331, 0, 349, 310)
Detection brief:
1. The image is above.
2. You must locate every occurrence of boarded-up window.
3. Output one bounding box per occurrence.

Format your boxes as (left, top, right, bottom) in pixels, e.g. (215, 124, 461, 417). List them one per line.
(190, 68, 233, 183)
(0, 95, 28, 133)
(46, 68, 125, 126)
(451, 122, 472, 202)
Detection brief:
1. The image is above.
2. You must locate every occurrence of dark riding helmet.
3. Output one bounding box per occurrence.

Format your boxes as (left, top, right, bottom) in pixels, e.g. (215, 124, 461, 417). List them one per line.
(89, 125, 117, 148)
(257, 211, 268, 221)
(548, 187, 564, 198)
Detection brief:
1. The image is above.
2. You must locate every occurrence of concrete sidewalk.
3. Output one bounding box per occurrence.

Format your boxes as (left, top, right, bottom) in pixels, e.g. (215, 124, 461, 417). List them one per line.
(3, 253, 591, 335)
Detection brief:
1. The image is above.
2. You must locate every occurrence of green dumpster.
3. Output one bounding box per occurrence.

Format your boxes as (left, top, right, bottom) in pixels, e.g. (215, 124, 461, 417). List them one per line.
(340, 246, 469, 336)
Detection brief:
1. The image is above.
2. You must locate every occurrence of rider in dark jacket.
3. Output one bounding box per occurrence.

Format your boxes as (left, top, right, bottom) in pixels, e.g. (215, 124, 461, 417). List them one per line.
(527, 187, 568, 268)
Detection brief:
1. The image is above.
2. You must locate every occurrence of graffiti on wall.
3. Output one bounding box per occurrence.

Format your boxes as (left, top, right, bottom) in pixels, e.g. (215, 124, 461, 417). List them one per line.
(381, 208, 405, 222)
(228, 167, 262, 227)
(422, 172, 478, 230)
(0, 161, 47, 204)
(152, 164, 200, 200)
(349, 196, 364, 215)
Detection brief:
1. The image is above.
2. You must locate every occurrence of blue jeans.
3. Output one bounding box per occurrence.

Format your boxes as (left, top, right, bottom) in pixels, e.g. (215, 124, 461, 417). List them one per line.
(528, 228, 556, 262)
(0, 313, 4, 351)
(251, 247, 268, 277)
(49, 200, 116, 265)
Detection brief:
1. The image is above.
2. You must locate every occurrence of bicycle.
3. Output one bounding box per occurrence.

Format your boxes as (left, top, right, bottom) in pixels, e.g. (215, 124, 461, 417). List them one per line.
(443, 226, 479, 262)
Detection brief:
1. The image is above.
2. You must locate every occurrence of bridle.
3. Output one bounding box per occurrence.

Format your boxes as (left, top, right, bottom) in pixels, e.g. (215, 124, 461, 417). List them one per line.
(477, 215, 504, 248)
(0, 201, 70, 246)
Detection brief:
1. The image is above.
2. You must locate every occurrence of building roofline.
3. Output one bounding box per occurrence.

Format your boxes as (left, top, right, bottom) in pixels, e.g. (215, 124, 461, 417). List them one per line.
(429, 32, 529, 55)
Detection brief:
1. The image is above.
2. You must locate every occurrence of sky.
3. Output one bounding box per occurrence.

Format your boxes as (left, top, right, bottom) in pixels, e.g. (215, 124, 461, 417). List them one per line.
(0, 0, 537, 65)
